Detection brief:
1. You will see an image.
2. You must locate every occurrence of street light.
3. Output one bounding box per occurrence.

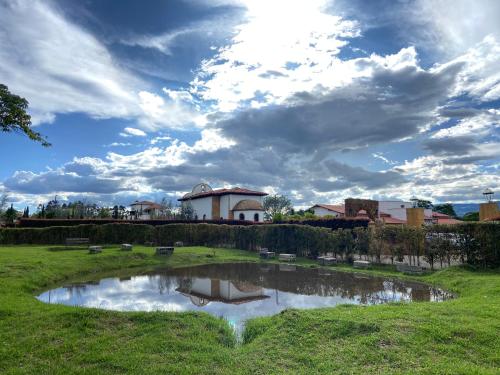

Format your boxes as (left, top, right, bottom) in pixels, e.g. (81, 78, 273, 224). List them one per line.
(410, 195, 419, 208)
(483, 188, 494, 202)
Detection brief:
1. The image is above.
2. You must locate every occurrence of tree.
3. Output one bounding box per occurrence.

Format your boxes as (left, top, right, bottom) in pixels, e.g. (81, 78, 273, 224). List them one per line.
(180, 201, 195, 220)
(0, 84, 50, 147)
(462, 212, 479, 222)
(416, 199, 433, 209)
(3, 204, 18, 224)
(263, 194, 292, 221)
(434, 203, 457, 218)
(0, 193, 7, 216)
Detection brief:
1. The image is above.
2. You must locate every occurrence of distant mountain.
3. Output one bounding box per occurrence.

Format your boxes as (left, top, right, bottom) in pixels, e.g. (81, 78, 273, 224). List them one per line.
(452, 203, 480, 217)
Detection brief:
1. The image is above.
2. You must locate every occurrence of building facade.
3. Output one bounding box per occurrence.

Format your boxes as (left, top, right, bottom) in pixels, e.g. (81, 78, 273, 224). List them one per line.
(178, 183, 267, 222)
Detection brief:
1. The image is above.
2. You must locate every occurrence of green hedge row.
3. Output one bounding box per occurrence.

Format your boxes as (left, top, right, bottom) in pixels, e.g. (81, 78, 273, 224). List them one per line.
(1, 222, 498, 267)
(0, 223, 333, 257)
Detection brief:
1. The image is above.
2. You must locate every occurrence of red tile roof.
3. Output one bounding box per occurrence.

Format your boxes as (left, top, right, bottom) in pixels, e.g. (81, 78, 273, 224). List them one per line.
(436, 218, 463, 224)
(432, 212, 451, 218)
(312, 204, 345, 214)
(178, 187, 267, 201)
(381, 216, 407, 225)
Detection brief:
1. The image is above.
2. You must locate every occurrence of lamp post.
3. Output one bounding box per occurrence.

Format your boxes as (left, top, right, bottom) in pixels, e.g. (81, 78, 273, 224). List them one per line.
(410, 196, 419, 208)
(483, 188, 494, 202)
(479, 188, 498, 221)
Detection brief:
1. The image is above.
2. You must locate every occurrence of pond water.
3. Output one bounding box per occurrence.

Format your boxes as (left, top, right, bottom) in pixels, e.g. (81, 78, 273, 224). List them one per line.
(37, 262, 451, 334)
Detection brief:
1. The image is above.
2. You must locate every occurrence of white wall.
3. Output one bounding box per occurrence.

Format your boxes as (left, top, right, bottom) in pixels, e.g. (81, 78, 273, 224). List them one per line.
(379, 201, 433, 221)
(233, 210, 264, 222)
(312, 207, 342, 217)
(188, 196, 212, 220)
(188, 194, 265, 220)
(190, 278, 213, 296)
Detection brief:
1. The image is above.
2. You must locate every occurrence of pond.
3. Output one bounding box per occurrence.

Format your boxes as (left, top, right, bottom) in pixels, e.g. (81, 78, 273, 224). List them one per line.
(37, 262, 451, 334)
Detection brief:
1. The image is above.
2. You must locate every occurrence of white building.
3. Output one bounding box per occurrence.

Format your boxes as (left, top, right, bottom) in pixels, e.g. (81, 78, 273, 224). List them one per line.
(129, 200, 162, 220)
(178, 277, 268, 306)
(310, 200, 433, 225)
(310, 204, 345, 217)
(178, 183, 267, 222)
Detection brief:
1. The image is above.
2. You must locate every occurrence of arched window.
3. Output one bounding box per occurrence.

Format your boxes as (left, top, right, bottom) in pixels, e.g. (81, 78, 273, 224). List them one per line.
(254, 213, 259, 222)
(239, 213, 245, 220)
(202, 214, 206, 220)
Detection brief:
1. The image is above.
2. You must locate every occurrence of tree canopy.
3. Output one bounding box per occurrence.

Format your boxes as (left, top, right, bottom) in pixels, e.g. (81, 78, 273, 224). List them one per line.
(0, 84, 50, 146)
(263, 194, 292, 221)
(433, 203, 457, 218)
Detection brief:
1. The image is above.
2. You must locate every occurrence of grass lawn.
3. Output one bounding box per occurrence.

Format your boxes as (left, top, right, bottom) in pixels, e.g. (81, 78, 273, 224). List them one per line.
(0, 245, 499, 374)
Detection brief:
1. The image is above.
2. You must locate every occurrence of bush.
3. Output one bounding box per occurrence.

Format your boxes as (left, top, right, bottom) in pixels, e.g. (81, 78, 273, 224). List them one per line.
(1, 222, 498, 268)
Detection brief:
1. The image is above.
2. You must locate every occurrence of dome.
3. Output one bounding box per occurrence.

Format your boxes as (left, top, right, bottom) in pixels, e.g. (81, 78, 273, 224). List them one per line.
(232, 199, 264, 211)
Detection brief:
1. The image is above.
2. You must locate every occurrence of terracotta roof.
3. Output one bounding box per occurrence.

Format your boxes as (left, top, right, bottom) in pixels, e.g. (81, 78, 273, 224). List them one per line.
(232, 199, 264, 211)
(312, 204, 345, 214)
(436, 218, 463, 224)
(485, 215, 500, 222)
(381, 216, 407, 225)
(432, 212, 451, 218)
(179, 187, 267, 201)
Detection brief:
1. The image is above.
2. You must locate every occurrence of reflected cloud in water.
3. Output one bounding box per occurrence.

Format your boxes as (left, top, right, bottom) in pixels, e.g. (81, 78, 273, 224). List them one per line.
(38, 263, 451, 334)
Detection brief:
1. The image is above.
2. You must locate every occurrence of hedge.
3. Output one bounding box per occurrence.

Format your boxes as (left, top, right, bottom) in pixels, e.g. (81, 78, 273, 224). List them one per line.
(1, 222, 498, 267)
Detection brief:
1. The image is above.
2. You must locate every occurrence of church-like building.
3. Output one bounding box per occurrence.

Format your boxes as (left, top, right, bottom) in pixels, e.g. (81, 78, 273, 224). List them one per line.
(178, 183, 267, 222)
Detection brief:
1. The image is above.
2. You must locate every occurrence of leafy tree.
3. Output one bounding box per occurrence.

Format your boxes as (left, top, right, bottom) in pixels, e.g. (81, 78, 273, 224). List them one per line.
(0, 84, 50, 146)
(3, 204, 18, 224)
(263, 194, 292, 221)
(98, 207, 111, 218)
(416, 199, 433, 209)
(462, 211, 479, 221)
(433, 203, 457, 218)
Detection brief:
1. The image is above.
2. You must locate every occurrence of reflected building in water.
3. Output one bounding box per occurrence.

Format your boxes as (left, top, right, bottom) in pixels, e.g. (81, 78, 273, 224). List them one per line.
(177, 277, 269, 306)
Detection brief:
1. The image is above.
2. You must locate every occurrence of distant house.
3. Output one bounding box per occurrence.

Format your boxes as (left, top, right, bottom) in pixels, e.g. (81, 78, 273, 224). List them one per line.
(178, 183, 267, 222)
(130, 201, 162, 220)
(310, 204, 345, 217)
(310, 200, 457, 225)
(431, 212, 463, 225)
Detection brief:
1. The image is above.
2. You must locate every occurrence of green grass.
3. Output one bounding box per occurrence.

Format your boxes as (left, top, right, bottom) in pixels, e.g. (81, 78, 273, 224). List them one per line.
(0, 245, 499, 374)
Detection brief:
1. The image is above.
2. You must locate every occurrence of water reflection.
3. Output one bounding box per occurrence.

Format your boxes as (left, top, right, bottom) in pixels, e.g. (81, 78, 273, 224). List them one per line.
(38, 263, 451, 334)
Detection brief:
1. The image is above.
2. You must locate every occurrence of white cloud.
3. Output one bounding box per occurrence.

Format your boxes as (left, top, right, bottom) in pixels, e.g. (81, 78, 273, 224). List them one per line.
(0, 0, 144, 125)
(191, 0, 360, 111)
(122, 127, 147, 137)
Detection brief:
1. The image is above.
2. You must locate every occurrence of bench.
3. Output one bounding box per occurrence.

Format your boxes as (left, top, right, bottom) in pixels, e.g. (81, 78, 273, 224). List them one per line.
(318, 256, 337, 266)
(278, 253, 296, 262)
(88, 246, 102, 254)
(353, 260, 371, 269)
(156, 246, 174, 256)
(121, 244, 133, 251)
(65, 238, 89, 248)
(396, 263, 424, 275)
(259, 250, 276, 259)
(174, 241, 184, 247)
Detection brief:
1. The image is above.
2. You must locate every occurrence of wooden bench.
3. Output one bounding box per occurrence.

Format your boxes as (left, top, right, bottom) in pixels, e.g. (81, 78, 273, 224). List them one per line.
(65, 238, 89, 248)
(353, 260, 371, 269)
(278, 253, 296, 262)
(174, 241, 184, 247)
(156, 246, 174, 256)
(88, 246, 102, 254)
(121, 244, 133, 251)
(318, 256, 337, 266)
(396, 263, 424, 275)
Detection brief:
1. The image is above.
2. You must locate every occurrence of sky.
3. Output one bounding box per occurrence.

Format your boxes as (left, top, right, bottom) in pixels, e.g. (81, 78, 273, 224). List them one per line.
(1, 0, 499, 209)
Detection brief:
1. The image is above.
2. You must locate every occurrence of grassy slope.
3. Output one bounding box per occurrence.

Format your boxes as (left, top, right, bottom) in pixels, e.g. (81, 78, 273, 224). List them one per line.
(0, 246, 498, 375)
